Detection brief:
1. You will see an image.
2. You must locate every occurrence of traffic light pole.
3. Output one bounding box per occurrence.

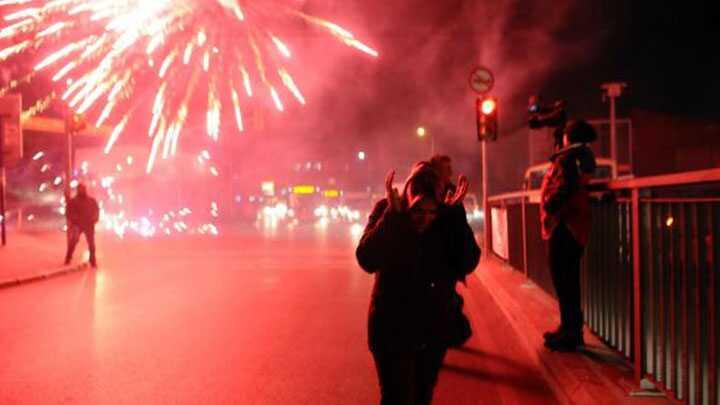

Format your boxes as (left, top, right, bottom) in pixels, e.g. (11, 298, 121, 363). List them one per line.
(476, 96, 496, 253)
(481, 139, 490, 254)
(469, 66, 497, 254)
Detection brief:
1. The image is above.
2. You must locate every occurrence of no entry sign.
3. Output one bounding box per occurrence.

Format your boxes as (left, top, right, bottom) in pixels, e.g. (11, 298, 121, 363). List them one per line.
(469, 66, 494, 95)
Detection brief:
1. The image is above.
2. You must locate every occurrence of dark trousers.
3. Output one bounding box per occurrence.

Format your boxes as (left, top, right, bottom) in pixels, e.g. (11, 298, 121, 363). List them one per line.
(65, 226, 96, 266)
(372, 347, 447, 405)
(548, 223, 584, 333)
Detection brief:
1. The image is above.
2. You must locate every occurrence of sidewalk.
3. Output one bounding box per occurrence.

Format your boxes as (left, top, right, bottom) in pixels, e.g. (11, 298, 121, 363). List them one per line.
(0, 230, 88, 288)
(466, 257, 669, 405)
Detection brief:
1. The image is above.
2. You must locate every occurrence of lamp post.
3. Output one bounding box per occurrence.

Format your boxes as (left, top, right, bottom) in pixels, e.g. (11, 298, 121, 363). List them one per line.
(601, 82, 627, 179)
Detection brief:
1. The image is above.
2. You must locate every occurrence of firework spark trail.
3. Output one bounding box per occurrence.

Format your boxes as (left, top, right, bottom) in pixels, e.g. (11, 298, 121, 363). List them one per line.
(33, 153, 223, 239)
(0, 0, 378, 172)
(230, 87, 243, 132)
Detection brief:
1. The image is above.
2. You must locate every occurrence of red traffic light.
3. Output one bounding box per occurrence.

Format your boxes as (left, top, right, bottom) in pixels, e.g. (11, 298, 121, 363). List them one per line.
(476, 96, 498, 142)
(480, 98, 496, 115)
(66, 113, 86, 133)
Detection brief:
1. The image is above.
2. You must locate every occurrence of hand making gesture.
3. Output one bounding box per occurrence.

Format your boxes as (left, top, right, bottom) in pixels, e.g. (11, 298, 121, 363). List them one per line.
(445, 175, 469, 206)
(385, 170, 403, 212)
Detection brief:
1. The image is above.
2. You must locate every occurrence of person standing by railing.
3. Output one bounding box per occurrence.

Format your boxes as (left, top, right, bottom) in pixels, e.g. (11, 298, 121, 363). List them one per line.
(540, 120, 597, 352)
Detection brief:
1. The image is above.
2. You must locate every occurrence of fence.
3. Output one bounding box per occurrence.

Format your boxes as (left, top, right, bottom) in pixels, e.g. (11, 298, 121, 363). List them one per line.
(487, 168, 720, 405)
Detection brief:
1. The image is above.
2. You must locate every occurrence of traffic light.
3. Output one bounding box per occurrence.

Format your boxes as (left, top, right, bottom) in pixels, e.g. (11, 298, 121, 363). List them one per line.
(66, 113, 86, 133)
(476, 96, 498, 141)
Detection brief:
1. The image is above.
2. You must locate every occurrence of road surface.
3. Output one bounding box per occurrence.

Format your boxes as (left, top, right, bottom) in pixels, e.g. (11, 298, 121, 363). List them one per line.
(0, 226, 559, 404)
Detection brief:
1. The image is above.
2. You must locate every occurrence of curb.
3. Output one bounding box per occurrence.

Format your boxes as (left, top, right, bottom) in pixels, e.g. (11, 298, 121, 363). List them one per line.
(464, 261, 572, 405)
(470, 257, 665, 405)
(0, 262, 89, 290)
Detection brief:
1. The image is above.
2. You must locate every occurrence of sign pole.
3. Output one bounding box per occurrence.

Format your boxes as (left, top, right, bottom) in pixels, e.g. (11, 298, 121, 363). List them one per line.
(481, 138, 490, 253)
(1, 115, 6, 246)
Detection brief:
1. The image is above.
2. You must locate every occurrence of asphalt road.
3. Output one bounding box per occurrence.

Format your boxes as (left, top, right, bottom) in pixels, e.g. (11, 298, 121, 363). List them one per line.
(0, 226, 559, 404)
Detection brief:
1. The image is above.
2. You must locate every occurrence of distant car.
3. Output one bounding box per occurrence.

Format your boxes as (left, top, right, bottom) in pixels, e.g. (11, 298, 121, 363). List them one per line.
(522, 158, 632, 202)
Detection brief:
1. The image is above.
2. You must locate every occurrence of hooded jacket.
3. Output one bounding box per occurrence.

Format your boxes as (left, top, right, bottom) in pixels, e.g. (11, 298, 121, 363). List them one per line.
(540, 143, 596, 246)
(67, 194, 100, 231)
(355, 199, 480, 352)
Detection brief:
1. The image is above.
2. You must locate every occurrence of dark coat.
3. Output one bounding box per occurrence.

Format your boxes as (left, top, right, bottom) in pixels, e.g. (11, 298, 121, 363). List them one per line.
(540, 143, 596, 246)
(67, 195, 99, 231)
(355, 199, 481, 352)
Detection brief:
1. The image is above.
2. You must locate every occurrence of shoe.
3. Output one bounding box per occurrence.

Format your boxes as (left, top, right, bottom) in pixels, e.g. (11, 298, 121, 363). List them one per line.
(544, 331, 584, 352)
(543, 326, 563, 341)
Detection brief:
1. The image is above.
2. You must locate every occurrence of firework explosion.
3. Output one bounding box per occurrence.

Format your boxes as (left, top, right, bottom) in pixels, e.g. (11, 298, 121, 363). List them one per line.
(0, 0, 377, 172)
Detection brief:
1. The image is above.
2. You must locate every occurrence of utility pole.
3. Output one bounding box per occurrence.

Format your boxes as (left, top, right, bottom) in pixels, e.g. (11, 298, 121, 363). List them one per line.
(0, 94, 21, 246)
(65, 115, 72, 199)
(64, 110, 85, 199)
(601, 82, 627, 179)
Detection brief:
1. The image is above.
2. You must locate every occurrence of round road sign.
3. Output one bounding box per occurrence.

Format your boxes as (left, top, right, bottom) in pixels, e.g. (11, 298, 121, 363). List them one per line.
(469, 66, 494, 95)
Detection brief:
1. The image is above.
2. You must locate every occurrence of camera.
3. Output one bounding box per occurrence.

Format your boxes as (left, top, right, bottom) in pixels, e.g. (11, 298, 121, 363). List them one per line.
(527, 96, 567, 149)
(528, 96, 567, 129)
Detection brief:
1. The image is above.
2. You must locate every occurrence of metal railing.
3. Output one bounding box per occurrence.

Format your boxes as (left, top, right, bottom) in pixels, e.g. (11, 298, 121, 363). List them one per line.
(487, 168, 720, 405)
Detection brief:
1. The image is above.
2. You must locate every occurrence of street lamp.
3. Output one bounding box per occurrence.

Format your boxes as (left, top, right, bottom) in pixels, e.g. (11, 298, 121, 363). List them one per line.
(356, 150, 370, 193)
(601, 82, 627, 179)
(416, 126, 434, 155)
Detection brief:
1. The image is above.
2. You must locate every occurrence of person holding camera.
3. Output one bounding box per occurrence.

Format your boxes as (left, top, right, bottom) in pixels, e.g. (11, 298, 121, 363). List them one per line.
(539, 120, 597, 352)
(356, 161, 480, 405)
(528, 96, 568, 151)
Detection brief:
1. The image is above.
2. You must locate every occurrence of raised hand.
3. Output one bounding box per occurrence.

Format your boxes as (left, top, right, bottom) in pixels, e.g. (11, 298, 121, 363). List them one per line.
(385, 170, 402, 212)
(445, 175, 469, 206)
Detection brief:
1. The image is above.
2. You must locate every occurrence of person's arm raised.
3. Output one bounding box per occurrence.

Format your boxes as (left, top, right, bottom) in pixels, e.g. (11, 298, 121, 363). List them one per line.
(355, 170, 411, 273)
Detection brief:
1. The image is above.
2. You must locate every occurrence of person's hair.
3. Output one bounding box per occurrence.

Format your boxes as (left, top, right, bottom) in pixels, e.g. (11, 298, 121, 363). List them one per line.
(402, 161, 441, 209)
(565, 120, 598, 143)
(77, 183, 87, 195)
(429, 154, 451, 169)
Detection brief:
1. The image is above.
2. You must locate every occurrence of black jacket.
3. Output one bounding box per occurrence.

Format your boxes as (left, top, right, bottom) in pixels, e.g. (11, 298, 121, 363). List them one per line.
(356, 199, 481, 352)
(67, 195, 99, 231)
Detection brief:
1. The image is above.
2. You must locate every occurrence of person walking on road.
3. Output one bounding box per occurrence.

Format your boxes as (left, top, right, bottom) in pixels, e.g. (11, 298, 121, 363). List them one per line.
(356, 161, 481, 405)
(64, 183, 100, 268)
(540, 120, 597, 352)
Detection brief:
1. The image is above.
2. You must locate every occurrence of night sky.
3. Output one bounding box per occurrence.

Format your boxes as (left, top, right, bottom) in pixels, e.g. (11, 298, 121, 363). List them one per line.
(544, 1, 719, 118)
(4, 1, 718, 186)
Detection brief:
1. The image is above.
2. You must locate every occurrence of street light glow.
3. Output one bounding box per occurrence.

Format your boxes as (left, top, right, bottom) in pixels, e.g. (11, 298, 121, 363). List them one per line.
(416, 126, 426, 137)
(358, 151, 366, 160)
